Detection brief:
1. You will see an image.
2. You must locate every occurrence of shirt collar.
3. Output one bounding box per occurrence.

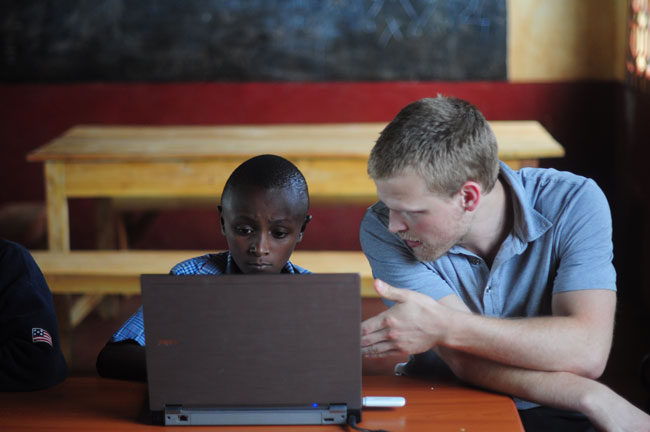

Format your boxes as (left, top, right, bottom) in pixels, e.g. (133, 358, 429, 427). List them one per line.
(448, 162, 552, 258)
(499, 161, 552, 243)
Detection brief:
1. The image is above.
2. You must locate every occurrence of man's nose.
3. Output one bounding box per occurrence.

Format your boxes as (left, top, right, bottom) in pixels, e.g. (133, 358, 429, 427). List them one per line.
(387, 210, 407, 233)
(249, 233, 270, 256)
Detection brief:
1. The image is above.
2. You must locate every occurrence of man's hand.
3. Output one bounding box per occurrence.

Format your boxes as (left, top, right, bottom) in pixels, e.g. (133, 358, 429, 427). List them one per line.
(580, 381, 650, 432)
(361, 279, 457, 357)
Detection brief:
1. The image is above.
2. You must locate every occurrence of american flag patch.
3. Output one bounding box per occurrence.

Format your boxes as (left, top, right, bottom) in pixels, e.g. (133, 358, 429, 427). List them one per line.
(32, 328, 53, 346)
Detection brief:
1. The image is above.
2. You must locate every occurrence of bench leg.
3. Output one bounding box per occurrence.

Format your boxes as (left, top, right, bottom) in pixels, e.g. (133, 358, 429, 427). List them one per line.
(95, 198, 118, 249)
(53, 294, 105, 367)
(53, 295, 73, 365)
(97, 295, 121, 320)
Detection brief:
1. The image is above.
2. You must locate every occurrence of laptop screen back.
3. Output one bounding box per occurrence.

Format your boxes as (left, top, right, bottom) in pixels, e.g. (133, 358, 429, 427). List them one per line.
(142, 273, 362, 418)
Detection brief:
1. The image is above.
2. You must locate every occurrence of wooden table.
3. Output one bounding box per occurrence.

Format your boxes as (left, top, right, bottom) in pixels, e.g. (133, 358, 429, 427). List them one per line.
(27, 122, 564, 252)
(0, 376, 523, 431)
(26, 122, 563, 362)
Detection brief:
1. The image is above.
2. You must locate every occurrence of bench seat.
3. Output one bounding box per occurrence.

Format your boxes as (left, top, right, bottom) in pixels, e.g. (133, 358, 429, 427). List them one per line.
(31, 250, 377, 297)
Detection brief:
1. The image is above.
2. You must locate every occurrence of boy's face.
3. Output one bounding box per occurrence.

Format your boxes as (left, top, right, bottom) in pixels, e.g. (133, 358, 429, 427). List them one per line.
(220, 186, 308, 274)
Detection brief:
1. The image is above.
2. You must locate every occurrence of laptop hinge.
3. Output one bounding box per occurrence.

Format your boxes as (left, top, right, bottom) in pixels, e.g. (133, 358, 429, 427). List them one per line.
(164, 404, 347, 426)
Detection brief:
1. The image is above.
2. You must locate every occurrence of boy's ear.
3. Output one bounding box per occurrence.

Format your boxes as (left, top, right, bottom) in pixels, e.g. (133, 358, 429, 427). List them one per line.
(297, 214, 312, 242)
(301, 214, 312, 232)
(218, 206, 226, 235)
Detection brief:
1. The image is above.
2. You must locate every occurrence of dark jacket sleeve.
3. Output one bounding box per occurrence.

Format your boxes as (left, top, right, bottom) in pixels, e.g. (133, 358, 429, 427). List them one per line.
(0, 239, 68, 391)
(96, 340, 147, 382)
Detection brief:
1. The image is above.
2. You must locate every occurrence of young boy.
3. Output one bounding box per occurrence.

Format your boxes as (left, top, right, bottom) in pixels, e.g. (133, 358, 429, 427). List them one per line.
(96, 154, 311, 381)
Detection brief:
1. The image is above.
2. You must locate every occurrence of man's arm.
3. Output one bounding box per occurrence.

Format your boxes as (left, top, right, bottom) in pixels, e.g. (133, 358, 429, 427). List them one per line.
(362, 281, 650, 430)
(436, 346, 650, 432)
(440, 288, 615, 378)
(362, 281, 615, 378)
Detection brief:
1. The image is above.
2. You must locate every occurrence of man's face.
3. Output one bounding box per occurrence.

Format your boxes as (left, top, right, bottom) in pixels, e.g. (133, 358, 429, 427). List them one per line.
(220, 186, 307, 273)
(375, 170, 471, 262)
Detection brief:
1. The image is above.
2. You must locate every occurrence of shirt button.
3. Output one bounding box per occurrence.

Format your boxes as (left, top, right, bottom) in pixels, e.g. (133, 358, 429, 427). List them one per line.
(470, 258, 481, 265)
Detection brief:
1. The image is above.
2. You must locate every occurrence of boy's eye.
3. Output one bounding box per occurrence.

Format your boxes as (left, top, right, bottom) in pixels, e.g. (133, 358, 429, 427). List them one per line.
(235, 226, 254, 235)
(272, 230, 289, 239)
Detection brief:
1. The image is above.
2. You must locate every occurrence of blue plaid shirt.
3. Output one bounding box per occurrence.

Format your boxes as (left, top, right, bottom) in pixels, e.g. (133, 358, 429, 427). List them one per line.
(110, 251, 310, 346)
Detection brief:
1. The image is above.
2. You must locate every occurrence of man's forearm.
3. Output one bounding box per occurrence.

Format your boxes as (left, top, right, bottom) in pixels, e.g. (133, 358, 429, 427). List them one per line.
(362, 283, 614, 378)
(437, 346, 591, 409)
(438, 290, 615, 377)
(436, 347, 650, 431)
(443, 313, 609, 377)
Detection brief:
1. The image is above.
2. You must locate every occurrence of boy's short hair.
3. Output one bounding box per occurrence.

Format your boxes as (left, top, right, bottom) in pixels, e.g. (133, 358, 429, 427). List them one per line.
(221, 154, 310, 213)
(368, 96, 500, 196)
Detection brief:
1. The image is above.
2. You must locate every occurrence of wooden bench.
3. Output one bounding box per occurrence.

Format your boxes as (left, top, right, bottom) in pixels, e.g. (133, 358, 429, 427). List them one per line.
(31, 249, 376, 331)
(31, 249, 375, 297)
(31, 250, 376, 361)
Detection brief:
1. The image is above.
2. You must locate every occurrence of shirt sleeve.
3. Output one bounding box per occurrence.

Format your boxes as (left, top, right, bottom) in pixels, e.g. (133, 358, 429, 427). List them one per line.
(0, 239, 69, 391)
(109, 253, 227, 346)
(110, 306, 146, 346)
(551, 179, 617, 293)
(359, 203, 456, 304)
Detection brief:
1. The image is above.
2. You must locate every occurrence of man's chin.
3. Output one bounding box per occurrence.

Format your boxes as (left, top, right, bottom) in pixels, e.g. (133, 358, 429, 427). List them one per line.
(400, 236, 444, 262)
(412, 248, 442, 262)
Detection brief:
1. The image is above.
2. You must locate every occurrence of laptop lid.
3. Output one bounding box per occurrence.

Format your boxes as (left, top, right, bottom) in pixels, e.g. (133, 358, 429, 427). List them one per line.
(141, 273, 362, 426)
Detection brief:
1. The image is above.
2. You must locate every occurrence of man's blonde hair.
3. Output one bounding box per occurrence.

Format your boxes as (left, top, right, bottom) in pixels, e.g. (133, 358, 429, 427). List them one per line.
(368, 96, 499, 196)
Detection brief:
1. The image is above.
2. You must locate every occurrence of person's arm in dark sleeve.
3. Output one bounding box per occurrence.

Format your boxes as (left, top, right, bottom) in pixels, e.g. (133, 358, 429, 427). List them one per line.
(96, 305, 147, 381)
(96, 340, 147, 382)
(0, 239, 68, 391)
(96, 264, 186, 382)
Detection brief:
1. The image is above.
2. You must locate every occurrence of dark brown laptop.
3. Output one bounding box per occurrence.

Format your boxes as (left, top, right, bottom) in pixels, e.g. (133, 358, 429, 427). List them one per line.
(141, 273, 362, 426)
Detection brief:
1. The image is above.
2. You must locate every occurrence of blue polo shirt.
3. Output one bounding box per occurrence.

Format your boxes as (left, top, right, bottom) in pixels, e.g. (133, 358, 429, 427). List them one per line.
(360, 163, 616, 317)
(360, 163, 616, 409)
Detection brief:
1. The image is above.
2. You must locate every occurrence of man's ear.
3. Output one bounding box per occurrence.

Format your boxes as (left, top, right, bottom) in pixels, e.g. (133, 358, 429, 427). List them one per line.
(459, 182, 481, 212)
(218, 205, 226, 235)
(297, 214, 312, 242)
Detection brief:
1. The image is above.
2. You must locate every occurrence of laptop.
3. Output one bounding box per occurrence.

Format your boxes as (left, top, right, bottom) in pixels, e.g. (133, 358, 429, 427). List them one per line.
(141, 273, 362, 426)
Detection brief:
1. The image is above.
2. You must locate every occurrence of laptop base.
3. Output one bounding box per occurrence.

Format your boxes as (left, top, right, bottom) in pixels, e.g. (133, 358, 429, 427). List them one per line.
(163, 404, 349, 425)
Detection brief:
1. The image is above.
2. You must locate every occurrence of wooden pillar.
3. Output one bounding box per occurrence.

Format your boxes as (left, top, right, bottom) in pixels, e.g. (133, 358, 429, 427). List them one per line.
(44, 161, 69, 252)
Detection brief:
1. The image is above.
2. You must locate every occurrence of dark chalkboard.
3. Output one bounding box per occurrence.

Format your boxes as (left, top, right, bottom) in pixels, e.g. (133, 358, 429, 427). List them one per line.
(1, 0, 506, 82)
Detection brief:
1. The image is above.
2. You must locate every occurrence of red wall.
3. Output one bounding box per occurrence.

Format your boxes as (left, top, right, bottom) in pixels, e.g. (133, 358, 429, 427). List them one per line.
(0, 81, 622, 251)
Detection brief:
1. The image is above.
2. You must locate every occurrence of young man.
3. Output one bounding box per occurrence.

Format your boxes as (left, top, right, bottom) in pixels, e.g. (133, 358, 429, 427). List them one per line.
(0, 238, 68, 391)
(359, 97, 650, 431)
(96, 154, 311, 381)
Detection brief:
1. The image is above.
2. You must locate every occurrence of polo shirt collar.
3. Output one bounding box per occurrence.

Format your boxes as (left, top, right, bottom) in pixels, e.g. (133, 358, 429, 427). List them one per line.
(448, 162, 552, 258)
(499, 162, 552, 244)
